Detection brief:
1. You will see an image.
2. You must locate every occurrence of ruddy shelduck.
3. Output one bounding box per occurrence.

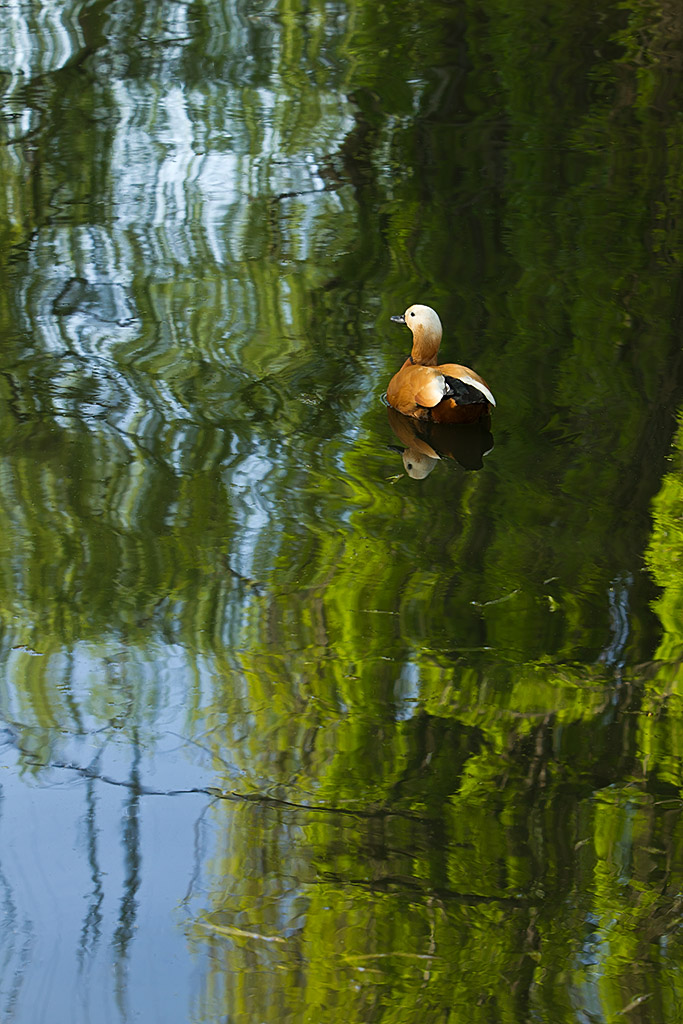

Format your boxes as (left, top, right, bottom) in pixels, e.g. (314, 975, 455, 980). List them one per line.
(387, 304, 495, 423)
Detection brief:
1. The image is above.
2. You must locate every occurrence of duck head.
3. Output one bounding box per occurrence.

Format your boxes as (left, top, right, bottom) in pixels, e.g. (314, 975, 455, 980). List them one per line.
(391, 303, 443, 365)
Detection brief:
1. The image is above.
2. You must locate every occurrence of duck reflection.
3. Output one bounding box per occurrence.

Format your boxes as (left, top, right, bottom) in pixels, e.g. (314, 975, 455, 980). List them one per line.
(387, 406, 493, 477)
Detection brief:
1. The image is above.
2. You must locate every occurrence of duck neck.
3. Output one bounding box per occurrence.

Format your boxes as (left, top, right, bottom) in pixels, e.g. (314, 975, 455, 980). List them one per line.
(410, 325, 441, 366)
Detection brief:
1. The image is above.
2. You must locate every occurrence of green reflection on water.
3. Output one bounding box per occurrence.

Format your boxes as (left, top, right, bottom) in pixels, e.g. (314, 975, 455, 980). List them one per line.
(1, 0, 683, 1020)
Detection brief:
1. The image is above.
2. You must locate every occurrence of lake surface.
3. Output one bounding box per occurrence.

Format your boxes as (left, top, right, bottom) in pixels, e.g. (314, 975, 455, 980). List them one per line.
(1, 0, 683, 1021)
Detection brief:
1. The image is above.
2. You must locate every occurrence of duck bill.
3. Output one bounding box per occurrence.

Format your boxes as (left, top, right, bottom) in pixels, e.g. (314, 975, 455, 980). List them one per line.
(390, 314, 406, 325)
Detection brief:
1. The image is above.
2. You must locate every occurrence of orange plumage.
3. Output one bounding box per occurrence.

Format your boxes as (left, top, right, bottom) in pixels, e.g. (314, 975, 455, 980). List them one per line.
(386, 304, 495, 424)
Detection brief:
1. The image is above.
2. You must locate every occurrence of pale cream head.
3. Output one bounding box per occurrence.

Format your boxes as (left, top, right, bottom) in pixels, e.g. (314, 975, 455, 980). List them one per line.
(403, 304, 443, 342)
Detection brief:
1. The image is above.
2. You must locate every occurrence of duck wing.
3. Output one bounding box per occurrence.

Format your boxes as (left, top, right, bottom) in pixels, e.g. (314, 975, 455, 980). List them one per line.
(439, 364, 496, 407)
(387, 364, 447, 415)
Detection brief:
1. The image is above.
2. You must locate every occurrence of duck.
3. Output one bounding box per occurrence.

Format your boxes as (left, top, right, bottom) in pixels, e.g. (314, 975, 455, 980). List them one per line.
(387, 304, 495, 423)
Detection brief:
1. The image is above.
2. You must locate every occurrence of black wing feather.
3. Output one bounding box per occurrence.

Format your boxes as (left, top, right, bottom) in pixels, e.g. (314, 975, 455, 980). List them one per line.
(443, 375, 489, 406)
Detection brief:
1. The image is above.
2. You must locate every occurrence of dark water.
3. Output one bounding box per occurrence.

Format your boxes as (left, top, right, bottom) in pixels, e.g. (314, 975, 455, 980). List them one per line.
(1, 0, 683, 1021)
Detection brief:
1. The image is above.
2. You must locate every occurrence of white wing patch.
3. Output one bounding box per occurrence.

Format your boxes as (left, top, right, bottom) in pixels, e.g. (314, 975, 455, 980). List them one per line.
(459, 374, 496, 407)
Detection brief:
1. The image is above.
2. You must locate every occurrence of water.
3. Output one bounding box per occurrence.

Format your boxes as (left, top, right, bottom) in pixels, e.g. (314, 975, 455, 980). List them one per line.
(0, 0, 683, 1021)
